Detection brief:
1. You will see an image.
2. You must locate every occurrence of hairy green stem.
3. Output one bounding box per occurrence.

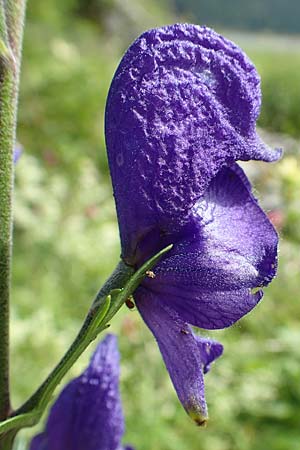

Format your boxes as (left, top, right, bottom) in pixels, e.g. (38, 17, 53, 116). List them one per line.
(16, 261, 134, 417)
(0, 244, 172, 439)
(4, 0, 26, 69)
(0, 3, 8, 44)
(0, 0, 26, 425)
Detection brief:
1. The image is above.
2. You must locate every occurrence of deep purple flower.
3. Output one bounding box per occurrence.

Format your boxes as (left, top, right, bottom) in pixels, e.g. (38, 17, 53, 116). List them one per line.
(30, 335, 133, 450)
(105, 24, 279, 424)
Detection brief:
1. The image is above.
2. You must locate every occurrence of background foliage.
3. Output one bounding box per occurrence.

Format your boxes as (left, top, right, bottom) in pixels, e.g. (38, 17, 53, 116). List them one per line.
(11, 1, 300, 449)
(174, 0, 300, 33)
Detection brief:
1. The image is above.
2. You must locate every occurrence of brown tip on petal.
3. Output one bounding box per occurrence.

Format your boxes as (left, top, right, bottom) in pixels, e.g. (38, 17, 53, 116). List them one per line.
(195, 417, 208, 427)
(187, 407, 208, 427)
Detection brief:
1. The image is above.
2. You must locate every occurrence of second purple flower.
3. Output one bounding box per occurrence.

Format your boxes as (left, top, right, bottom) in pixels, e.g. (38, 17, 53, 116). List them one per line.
(30, 335, 133, 450)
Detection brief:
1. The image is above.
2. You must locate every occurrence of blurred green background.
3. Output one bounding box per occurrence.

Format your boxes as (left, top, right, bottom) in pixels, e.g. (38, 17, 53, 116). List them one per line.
(11, 1, 300, 449)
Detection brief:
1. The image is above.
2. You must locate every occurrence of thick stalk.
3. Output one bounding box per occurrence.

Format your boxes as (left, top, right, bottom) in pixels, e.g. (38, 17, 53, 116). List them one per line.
(4, 0, 26, 68)
(0, 0, 26, 424)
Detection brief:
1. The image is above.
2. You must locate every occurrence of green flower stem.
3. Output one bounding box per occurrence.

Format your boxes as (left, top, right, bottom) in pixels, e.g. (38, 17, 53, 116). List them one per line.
(0, 2, 8, 44)
(0, 0, 26, 423)
(0, 429, 16, 450)
(4, 0, 26, 69)
(0, 244, 172, 438)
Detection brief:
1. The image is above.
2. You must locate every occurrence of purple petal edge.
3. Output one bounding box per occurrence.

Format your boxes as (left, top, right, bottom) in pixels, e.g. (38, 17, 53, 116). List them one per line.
(136, 288, 223, 425)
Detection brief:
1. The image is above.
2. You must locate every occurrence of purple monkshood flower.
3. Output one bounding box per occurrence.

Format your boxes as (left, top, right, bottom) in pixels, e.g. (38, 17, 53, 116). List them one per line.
(30, 335, 133, 450)
(105, 24, 280, 424)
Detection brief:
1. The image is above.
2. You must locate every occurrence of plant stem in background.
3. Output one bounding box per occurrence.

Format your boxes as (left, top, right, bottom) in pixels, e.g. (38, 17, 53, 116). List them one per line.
(0, 0, 26, 422)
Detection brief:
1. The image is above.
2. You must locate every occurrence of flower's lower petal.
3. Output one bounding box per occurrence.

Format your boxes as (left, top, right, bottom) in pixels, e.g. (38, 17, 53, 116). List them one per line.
(30, 335, 124, 450)
(194, 163, 278, 284)
(136, 288, 222, 425)
(149, 287, 263, 329)
(140, 163, 277, 329)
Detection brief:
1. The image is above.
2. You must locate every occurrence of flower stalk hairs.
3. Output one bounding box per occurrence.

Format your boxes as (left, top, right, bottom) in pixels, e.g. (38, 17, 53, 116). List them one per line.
(105, 24, 281, 425)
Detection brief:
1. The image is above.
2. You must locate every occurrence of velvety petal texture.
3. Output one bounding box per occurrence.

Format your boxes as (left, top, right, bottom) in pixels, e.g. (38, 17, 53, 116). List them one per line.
(105, 23, 281, 262)
(105, 23, 280, 424)
(136, 288, 223, 425)
(30, 335, 133, 450)
(140, 164, 278, 329)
